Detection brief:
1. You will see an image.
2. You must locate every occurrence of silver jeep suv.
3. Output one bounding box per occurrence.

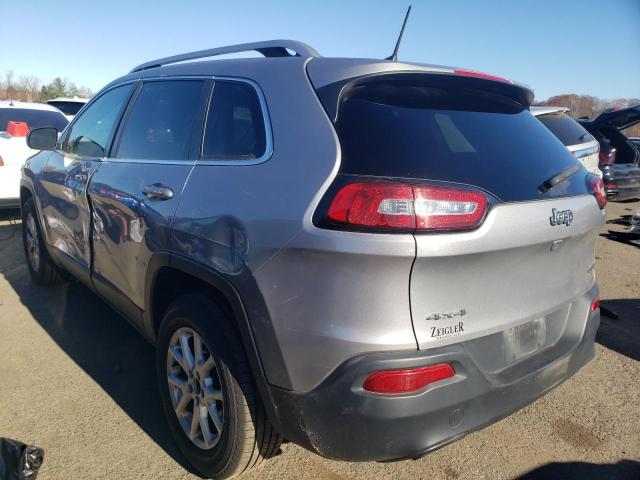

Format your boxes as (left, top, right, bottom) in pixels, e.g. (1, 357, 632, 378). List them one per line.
(21, 40, 607, 478)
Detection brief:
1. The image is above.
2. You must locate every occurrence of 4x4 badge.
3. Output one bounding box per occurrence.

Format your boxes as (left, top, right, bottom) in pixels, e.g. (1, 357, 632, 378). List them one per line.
(549, 208, 573, 227)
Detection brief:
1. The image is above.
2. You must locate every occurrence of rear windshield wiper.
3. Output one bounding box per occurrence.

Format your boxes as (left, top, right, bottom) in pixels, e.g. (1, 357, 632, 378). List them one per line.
(538, 164, 582, 193)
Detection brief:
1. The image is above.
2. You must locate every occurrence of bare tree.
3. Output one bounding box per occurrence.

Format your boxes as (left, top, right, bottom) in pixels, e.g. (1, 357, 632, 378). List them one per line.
(17, 75, 41, 101)
(4, 69, 15, 99)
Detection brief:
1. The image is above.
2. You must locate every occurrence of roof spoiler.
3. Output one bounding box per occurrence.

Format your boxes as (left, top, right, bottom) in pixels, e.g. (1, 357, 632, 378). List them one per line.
(315, 71, 535, 123)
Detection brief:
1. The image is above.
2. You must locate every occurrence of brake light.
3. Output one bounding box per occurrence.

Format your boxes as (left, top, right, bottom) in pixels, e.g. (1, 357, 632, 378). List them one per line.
(326, 182, 489, 232)
(591, 296, 600, 312)
(363, 364, 455, 394)
(604, 182, 617, 191)
(453, 69, 510, 84)
(587, 174, 607, 209)
(599, 148, 616, 166)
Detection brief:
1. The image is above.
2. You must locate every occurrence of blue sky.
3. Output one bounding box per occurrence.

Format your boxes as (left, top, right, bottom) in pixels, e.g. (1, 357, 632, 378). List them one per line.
(1, 0, 639, 100)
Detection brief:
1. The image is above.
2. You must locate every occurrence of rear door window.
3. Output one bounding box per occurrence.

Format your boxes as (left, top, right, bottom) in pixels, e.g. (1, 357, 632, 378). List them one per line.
(334, 78, 589, 202)
(537, 112, 594, 146)
(115, 80, 210, 161)
(202, 81, 267, 160)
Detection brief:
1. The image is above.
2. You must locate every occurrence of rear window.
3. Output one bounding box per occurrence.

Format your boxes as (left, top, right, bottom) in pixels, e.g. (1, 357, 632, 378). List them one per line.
(537, 112, 594, 146)
(116, 80, 209, 161)
(334, 79, 589, 202)
(48, 101, 85, 116)
(0, 108, 68, 132)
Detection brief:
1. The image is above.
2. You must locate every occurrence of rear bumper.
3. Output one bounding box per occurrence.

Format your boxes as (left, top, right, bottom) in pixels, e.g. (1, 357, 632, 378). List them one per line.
(272, 288, 600, 462)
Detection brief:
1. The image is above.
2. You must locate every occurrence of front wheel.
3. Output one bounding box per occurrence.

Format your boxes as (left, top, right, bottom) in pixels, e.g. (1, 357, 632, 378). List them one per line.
(21, 198, 65, 285)
(157, 294, 281, 479)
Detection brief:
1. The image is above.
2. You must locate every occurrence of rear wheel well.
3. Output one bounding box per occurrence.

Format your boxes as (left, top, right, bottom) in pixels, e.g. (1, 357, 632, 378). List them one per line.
(150, 267, 235, 339)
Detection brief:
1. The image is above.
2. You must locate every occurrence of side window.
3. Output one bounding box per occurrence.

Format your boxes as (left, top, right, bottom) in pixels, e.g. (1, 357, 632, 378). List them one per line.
(202, 81, 267, 160)
(116, 80, 208, 161)
(64, 84, 133, 157)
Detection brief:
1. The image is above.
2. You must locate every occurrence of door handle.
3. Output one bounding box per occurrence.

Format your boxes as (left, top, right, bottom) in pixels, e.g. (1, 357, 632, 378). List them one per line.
(142, 183, 174, 200)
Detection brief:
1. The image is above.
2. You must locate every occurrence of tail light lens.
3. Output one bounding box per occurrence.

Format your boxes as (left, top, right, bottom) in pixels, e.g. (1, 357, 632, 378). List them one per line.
(587, 174, 607, 209)
(599, 148, 616, 166)
(326, 182, 489, 232)
(363, 364, 455, 394)
(591, 296, 600, 312)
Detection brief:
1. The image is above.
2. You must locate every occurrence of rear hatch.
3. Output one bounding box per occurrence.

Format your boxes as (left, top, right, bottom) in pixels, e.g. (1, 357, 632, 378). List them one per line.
(310, 68, 605, 350)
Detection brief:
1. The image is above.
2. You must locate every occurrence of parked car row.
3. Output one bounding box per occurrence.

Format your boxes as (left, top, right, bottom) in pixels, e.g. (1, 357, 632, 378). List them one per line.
(579, 105, 640, 201)
(19, 40, 607, 479)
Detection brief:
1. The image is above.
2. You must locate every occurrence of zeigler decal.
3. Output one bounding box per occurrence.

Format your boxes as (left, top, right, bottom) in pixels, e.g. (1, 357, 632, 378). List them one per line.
(430, 321, 465, 339)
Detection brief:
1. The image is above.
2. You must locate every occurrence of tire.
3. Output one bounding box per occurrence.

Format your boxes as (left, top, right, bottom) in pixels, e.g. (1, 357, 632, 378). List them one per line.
(157, 294, 281, 479)
(21, 197, 65, 285)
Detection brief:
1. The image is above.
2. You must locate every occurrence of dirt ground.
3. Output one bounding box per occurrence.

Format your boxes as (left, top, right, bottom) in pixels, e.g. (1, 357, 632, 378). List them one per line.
(0, 201, 638, 480)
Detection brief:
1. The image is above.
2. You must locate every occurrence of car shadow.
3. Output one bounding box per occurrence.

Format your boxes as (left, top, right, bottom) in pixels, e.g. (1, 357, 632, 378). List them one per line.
(598, 298, 640, 362)
(517, 459, 640, 479)
(0, 220, 196, 475)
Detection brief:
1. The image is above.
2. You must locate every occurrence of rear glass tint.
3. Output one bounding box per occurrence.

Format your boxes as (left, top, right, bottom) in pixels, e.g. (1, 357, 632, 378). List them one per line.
(116, 80, 209, 161)
(537, 113, 594, 146)
(334, 80, 589, 202)
(0, 108, 68, 132)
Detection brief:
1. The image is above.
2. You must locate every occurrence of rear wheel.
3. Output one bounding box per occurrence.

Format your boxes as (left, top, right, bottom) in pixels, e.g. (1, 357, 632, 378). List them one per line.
(21, 197, 65, 285)
(157, 294, 281, 479)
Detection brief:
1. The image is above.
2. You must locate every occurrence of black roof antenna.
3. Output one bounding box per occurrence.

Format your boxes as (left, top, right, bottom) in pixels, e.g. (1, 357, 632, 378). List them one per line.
(386, 5, 412, 61)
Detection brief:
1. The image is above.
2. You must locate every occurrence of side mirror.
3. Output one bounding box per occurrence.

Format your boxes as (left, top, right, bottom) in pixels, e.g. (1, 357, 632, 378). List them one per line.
(27, 127, 58, 151)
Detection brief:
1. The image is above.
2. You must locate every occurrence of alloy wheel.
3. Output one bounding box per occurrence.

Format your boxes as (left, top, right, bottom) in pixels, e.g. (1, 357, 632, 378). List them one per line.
(166, 327, 224, 450)
(25, 213, 40, 272)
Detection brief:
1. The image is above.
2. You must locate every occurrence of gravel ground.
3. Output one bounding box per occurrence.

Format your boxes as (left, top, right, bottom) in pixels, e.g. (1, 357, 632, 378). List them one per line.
(0, 201, 638, 480)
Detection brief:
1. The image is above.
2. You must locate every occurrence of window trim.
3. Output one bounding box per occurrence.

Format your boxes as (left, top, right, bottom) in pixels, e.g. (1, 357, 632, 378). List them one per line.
(197, 77, 273, 166)
(56, 80, 138, 160)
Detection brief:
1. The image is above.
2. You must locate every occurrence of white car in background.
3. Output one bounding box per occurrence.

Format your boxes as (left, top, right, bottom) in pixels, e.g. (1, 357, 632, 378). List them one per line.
(0, 101, 68, 209)
(46, 96, 89, 120)
(531, 106, 602, 177)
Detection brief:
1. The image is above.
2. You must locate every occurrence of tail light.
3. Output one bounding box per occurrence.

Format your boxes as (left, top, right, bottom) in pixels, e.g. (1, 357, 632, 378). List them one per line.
(363, 364, 455, 394)
(604, 181, 617, 192)
(599, 148, 616, 166)
(326, 182, 489, 232)
(587, 174, 607, 209)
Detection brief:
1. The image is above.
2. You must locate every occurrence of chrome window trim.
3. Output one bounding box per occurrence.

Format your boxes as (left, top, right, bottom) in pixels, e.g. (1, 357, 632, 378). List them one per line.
(98, 75, 273, 167)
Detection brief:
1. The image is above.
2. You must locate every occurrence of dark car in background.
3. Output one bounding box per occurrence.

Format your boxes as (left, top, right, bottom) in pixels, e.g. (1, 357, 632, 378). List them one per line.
(579, 105, 640, 201)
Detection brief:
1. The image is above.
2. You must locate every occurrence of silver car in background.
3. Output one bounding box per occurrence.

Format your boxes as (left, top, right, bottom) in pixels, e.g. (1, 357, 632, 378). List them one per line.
(532, 106, 602, 177)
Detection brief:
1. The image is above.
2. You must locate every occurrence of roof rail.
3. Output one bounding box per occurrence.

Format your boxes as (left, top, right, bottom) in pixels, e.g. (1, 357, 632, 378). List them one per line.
(130, 40, 320, 73)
